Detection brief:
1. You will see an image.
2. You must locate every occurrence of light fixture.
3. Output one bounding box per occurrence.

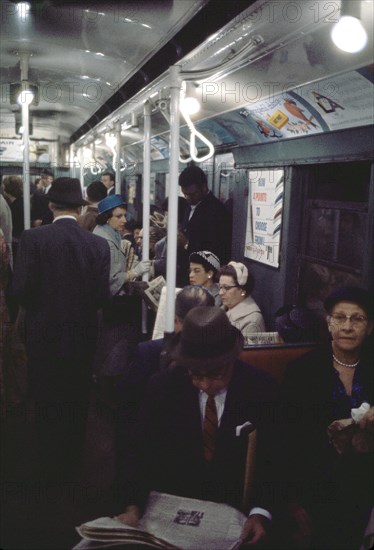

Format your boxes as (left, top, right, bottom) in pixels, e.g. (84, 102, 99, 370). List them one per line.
(180, 81, 201, 115)
(17, 83, 34, 105)
(131, 112, 140, 132)
(331, 0, 368, 53)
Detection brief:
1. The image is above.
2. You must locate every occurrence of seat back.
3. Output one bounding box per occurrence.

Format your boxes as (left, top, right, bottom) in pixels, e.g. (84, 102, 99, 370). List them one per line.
(239, 342, 316, 383)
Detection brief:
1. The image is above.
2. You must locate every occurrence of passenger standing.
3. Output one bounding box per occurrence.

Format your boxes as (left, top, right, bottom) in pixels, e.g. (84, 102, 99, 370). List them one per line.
(12, 177, 110, 482)
(2, 175, 24, 260)
(179, 164, 231, 265)
(77, 180, 107, 232)
(101, 171, 116, 195)
(219, 261, 266, 341)
(30, 168, 54, 226)
(93, 195, 151, 406)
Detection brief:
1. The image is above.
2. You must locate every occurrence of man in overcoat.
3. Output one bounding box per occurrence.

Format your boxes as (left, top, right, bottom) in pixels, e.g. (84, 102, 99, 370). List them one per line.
(12, 177, 110, 481)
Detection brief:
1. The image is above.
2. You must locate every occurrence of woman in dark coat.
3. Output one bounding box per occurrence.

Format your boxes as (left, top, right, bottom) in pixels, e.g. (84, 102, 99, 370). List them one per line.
(282, 286, 373, 550)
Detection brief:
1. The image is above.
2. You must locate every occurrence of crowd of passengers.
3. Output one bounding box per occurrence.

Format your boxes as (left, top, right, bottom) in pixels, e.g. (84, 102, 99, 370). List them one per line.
(0, 165, 373, 549)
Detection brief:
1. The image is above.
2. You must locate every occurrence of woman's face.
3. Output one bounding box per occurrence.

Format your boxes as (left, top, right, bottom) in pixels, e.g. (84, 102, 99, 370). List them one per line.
(189, 262, 213, 287)
(107, 207, 127, 232)
(218, 274, 244, 309)
(327, 301, 373, 354)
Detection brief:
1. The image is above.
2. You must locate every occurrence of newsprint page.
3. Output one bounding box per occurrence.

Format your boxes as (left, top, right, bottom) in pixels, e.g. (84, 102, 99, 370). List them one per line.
(74, 491, 247, 549)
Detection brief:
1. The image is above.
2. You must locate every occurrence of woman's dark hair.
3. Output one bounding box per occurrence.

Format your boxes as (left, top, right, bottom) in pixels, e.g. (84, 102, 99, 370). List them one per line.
(218, 264, 255, 295)
(96, 210, 114, 225)
(2, 175, 23, 199)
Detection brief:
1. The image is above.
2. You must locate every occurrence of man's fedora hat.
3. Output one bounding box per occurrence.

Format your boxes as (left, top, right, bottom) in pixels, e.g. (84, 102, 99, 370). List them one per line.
(171, 306, 243, 371)
(46, 177, 88, 206)
(98, 194, 127, 215)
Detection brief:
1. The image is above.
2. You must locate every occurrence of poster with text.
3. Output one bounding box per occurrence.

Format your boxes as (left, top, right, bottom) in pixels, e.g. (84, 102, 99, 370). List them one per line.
(244, 169, 284, 268)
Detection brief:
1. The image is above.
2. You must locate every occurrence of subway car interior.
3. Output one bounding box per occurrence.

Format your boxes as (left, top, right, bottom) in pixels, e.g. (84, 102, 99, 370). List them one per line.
(1, 0, 374, 548)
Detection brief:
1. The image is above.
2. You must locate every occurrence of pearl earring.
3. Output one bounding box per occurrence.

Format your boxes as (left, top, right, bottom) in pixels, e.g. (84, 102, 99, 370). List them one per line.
(241, 292, 245, 296)
(208, 275, 212, 279)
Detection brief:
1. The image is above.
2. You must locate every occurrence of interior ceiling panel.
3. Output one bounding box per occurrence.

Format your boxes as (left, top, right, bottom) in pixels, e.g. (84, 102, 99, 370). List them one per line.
(0, 0, 216, 140)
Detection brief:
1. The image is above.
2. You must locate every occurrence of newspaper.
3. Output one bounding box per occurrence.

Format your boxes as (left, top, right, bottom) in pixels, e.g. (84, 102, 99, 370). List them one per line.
(142, 276, 166, 312)
(74, 491, 247, 550)
(244, 332, 283, 346)
(152, 287, 182, 340)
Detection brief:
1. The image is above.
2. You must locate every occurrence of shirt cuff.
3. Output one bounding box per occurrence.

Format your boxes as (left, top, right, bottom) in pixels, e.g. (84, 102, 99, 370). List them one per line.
(248, 507, 272, 521)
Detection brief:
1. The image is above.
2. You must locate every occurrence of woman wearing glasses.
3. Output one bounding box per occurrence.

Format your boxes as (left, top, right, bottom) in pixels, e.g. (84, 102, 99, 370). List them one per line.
(282, 286, 373, 550)
(218, 261, 265, 341)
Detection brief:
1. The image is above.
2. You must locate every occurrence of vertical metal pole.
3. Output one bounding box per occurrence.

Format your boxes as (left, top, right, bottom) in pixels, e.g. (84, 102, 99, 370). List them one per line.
(69, 144, 74, 177)
(79, 148, 84, 191)
(142, 102, 152, 334)
(21, 100, 31, 230)
(115, 120, 121, 194)
(165, 65, 181, 335)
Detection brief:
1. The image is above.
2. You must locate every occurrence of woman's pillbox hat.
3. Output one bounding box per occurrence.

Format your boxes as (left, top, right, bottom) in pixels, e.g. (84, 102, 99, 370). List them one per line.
(189, 251, 221, 274)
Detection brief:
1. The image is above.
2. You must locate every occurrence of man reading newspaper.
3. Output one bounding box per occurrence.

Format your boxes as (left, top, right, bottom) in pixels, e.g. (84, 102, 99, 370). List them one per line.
(116, 307, 281, 547)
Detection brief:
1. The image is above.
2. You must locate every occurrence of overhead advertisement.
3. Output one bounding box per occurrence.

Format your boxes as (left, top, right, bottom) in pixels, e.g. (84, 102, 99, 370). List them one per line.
(239, 70, 374, 142)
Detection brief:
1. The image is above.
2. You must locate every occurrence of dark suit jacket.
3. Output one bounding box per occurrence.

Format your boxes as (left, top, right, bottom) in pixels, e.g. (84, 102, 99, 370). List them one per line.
(31, 188, 53, 225)
(126, 360, 280, 514)
(182, 192, 231, 264)
(12, 218, 110, 399)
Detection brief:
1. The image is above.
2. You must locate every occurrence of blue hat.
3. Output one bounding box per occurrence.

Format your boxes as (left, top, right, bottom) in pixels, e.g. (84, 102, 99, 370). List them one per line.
(98, 194, 127, 214)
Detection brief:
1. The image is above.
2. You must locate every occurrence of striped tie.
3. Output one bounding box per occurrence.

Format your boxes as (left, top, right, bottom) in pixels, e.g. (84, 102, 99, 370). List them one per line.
(203, 395, 218, 462)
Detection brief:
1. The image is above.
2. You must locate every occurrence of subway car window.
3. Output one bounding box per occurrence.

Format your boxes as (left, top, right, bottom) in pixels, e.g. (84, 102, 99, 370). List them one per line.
(298, 161, 371, 314)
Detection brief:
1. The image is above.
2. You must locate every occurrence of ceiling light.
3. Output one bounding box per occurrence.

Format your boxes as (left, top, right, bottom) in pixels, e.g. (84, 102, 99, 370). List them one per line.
(331, 0, 368, 53)
(17, 87, 34, 105)
(181, 96, 200, 115)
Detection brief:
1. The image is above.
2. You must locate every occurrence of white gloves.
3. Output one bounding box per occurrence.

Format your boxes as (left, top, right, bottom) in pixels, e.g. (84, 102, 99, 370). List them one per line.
(132, 260, 152, 278)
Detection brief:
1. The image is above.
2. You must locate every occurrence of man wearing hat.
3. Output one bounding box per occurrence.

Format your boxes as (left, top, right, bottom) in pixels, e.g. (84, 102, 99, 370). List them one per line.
(116, 307, 280, 546)
(30, 168, 54, 226)
(179, 164, 231, 265)
(12, 177, 110, 482)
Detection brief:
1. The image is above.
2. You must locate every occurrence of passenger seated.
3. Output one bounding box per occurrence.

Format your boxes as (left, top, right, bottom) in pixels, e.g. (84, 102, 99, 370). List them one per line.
(116, 307, 281, 548)
(274, 303, 322, 343)
(115, 286, 215, 494)
(219, 261, 265, 342)
(282, 286, 373, 550)
(189, 250, 221, 305)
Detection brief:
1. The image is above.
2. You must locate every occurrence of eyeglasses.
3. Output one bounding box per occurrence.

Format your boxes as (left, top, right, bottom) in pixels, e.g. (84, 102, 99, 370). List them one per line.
(218, 284, 238, 293)
(188, 366, 229, 381)
(329, 313, 368, 326)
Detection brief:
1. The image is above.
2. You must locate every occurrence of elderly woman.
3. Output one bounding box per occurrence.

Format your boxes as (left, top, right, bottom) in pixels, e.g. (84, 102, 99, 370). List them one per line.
(93, 195, 151, 295)
(189, 250, 221, 305)
(218, 261, 265, 339)
(283, 286, 373, 550)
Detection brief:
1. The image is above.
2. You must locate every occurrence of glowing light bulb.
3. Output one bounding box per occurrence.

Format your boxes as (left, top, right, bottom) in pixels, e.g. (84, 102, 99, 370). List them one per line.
(331, 15, 368, 53)
(182, 96, 200, 115)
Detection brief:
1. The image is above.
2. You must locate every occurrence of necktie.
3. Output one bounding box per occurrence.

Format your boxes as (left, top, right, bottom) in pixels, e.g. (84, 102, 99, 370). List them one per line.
(203, 395, 218, 462)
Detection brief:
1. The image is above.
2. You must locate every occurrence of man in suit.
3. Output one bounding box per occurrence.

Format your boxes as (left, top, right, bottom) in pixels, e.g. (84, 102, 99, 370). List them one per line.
(115, 285, 215, 491)
(179, 165, 231, 265)
(117, 307, 280, 547)
(30, 168, 54, 226)
(101, 171, 116, 195)
(12, 177, 110, 482)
